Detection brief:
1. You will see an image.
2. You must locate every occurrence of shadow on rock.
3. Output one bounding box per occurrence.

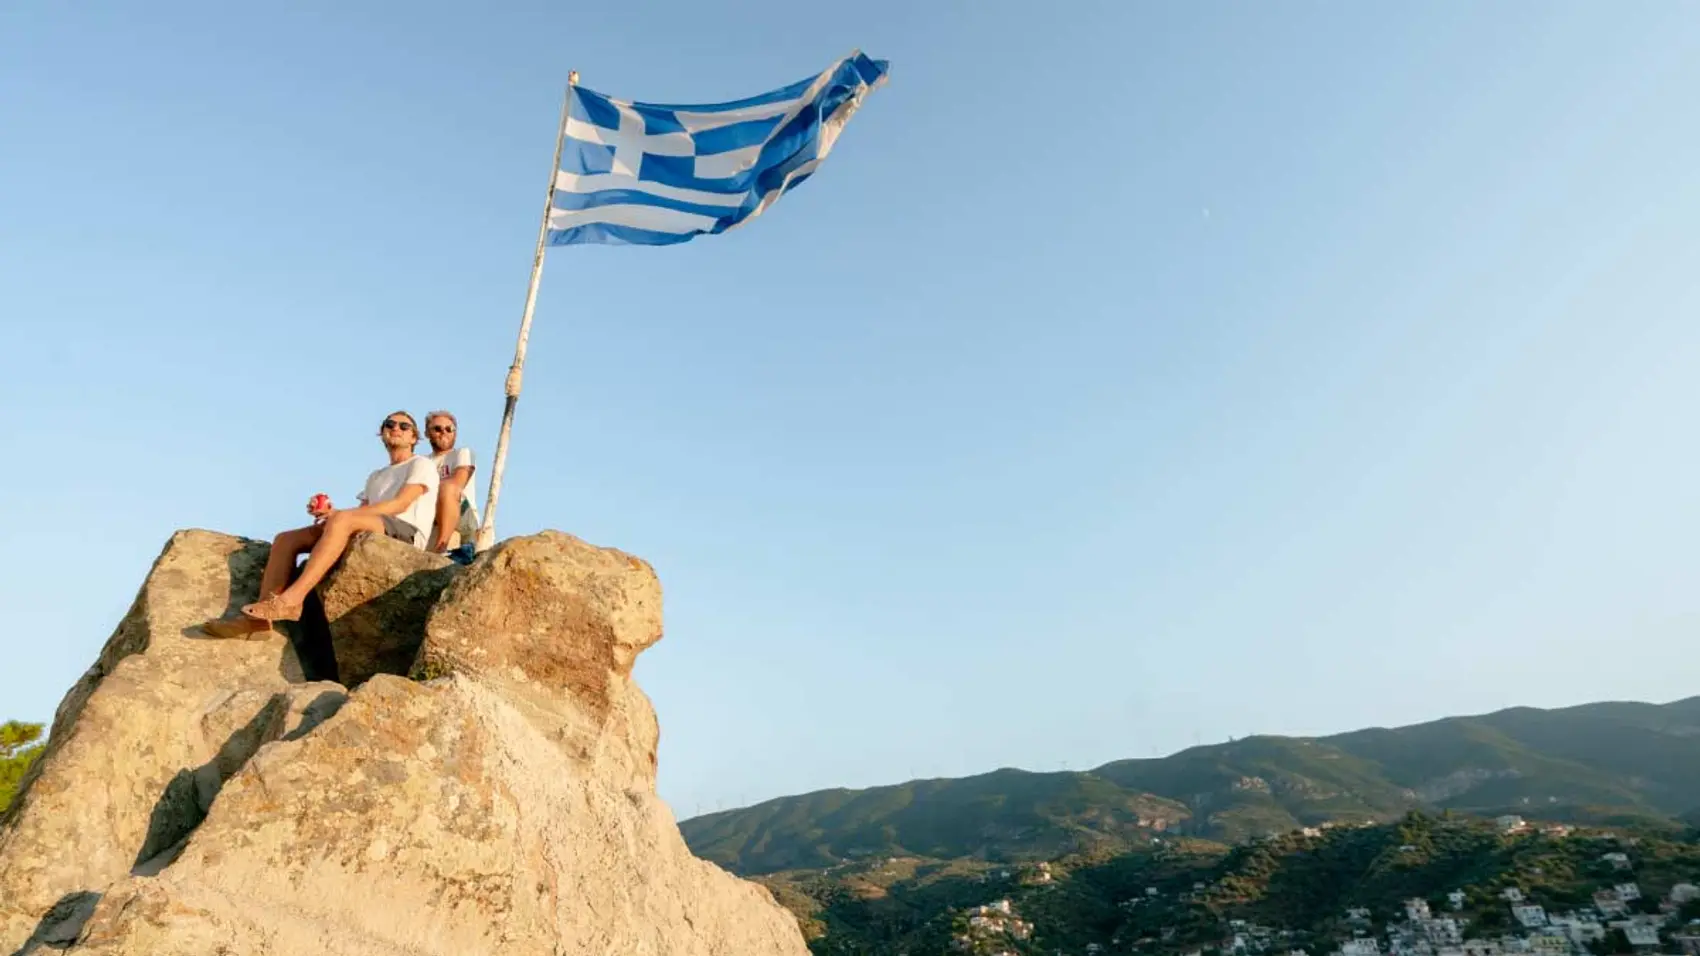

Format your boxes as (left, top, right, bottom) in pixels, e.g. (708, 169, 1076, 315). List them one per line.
(130, 685, 346, 874)
(177, 546, 342, 686)
(177, 533, 460, 688)
(8, 891, 100, 955)
(283, 689, 346, 741)
(315, 538, 459, 687)
(289, 593, 339, 684)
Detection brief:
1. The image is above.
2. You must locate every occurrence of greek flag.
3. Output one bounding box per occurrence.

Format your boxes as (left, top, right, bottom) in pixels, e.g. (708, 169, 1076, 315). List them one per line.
(547, 52, 889, 246)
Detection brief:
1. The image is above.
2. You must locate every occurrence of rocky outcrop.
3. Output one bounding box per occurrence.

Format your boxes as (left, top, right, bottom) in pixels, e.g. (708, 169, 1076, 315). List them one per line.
(0, 529, 807, 956)
(0, 530, 325, 952)
(69, 675, 803, 956)
(314, 534, 458, 687)
(414, 531, 663, 792)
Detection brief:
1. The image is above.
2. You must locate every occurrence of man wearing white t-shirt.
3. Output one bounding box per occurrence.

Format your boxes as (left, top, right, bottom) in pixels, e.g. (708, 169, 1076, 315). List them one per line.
(424, 410, 479, 565)
(200, 410, 439, 638)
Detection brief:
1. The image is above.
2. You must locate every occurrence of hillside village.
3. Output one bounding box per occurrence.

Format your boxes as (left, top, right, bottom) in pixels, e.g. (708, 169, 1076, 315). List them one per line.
(789, 811, 1700, 956)
(953, 869, 1699, 956)
(1226, 869, 1699, 956)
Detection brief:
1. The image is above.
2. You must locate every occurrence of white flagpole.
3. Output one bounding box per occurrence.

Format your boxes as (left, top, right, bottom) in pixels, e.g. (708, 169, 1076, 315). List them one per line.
(476, 72, 577, 553)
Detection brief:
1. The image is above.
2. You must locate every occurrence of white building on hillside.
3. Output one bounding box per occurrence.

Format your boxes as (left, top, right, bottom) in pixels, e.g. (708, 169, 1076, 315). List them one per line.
(1594, 891, 1629, 917)
(1421, 919, 1463, 946)
(1620, 924, 1660, 949)
(1547, 915, 1604, 944)
(1512, 906, 1548, 929)
(1341, 939, 1381, 956)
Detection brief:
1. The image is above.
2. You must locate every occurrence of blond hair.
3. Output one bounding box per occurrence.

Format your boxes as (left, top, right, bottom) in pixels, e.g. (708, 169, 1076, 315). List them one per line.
(425, 410, 457, 429)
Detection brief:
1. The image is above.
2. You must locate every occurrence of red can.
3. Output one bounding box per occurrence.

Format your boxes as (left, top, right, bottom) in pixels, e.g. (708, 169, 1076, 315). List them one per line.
(309, 493, 332, 515)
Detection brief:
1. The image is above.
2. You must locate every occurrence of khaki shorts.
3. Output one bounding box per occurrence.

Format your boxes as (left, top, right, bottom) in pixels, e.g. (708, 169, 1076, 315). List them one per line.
(379, 515, 419, 545)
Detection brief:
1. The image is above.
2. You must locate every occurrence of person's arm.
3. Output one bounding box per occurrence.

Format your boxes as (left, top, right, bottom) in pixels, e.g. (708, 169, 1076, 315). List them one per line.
(355, 483, 428, 517)
(339, 460, 436, 520)
(431, 465, 474, 551)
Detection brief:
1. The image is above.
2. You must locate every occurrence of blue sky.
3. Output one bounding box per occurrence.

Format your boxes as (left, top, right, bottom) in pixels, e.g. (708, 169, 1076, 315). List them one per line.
(2, 2, 1698, 817)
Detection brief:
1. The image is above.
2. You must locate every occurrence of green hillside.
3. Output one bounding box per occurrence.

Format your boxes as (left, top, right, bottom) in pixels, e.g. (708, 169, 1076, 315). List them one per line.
(683, 768, 1191, 874)
(683, 697, 1700, 874)
(1091, 735, 1412, 840)
(760, 813, 1700, 956)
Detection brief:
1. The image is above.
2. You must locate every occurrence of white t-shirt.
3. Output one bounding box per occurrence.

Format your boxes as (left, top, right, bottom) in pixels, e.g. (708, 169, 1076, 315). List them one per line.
(431, 447, 480, 539)
(357, 455, 439, 548)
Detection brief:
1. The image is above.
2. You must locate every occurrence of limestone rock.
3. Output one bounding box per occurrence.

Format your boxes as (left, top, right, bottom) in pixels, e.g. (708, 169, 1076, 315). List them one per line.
(69, 676, 805, 956)
(415, 531, 664, 790)
(313, 532, 458, 687)
(0, 530, 335, 954)
(2, 529, 808, 956)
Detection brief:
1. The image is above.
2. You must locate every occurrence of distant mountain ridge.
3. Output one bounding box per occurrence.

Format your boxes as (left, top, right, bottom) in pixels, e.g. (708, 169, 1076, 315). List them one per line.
(682, 697, 1700, 875)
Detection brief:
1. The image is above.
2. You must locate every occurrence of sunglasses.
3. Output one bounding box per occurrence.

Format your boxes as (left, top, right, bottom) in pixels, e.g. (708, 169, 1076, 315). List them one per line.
(428, 425, 455, 434)
(381, 419, 414, 432)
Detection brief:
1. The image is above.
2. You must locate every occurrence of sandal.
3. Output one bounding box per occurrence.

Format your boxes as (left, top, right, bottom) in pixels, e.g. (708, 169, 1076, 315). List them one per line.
(241, 594, 304, 623)
(202, 615, 276, 640)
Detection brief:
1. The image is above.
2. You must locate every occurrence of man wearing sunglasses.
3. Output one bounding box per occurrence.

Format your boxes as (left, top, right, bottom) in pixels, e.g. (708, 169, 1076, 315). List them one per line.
(423, 410, 479, 565)
(201, 410, 440, 638)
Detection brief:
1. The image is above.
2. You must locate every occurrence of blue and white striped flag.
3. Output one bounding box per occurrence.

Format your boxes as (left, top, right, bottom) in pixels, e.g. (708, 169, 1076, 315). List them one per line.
(547, 52, 889, 246)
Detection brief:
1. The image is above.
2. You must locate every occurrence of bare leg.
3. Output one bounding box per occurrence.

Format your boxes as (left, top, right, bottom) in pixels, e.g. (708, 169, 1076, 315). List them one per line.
(200, 525, 323, 638)
(258, 525, 323, 601)
(274, 511, 389, 605)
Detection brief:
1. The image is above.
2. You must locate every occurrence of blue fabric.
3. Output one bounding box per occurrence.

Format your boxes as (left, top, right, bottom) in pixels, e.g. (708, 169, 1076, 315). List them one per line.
(547, 51, 888, 247)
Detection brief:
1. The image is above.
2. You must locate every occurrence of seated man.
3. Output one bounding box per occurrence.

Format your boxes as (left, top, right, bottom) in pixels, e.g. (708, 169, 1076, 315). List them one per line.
(202, 411, 439, 638)
(423, 410, 479, 565)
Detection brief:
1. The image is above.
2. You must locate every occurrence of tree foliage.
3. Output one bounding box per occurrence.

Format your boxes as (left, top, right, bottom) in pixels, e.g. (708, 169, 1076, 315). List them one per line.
(760, 815, 1700, 956)
(1, 720, 46, 814)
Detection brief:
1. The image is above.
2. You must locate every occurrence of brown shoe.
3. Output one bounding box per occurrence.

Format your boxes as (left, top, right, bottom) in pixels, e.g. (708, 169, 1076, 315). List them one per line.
(201, 615, 275, 640)
(240, 594, 303, 623)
